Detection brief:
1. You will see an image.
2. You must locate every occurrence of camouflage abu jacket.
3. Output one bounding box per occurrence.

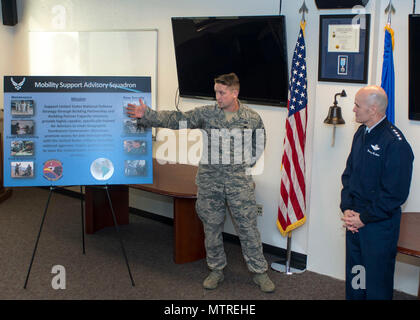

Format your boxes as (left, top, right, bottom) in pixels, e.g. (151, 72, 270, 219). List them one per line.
(137, 102, 266, 182)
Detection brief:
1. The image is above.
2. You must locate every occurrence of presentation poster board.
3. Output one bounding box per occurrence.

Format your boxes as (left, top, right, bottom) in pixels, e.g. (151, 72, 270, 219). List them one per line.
(3, 76, 153, 187)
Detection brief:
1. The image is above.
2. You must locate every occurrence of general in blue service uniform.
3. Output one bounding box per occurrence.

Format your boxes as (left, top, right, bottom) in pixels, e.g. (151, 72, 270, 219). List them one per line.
(341, 115, 414, 299)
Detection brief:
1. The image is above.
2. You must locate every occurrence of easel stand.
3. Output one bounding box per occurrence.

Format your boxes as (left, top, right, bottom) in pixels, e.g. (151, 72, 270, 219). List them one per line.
(102, 185, 135, 286)
(24, 185, 135, 288)
(271, 232, 306, 275)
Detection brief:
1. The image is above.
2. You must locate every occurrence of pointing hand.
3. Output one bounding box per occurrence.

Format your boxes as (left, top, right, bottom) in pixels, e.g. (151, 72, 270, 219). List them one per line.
(126, 98, 148, 118)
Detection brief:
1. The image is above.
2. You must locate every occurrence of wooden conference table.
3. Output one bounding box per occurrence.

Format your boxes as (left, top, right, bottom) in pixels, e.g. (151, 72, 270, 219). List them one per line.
(397, 212, 420, 298)
(85, 158, 206, 264)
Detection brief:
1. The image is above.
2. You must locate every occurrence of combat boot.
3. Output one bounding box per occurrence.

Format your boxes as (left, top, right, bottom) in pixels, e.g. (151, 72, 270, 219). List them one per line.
(203, 270, 224, 289)
(253, 272, 275, 293)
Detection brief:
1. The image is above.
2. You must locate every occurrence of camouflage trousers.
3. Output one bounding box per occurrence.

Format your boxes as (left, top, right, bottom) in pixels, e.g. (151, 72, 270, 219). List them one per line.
(195, 174, 268, 274)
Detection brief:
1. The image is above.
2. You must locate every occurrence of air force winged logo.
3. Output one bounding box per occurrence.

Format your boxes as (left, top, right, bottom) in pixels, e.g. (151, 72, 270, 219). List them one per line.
(11, 77, 26, 91)
(367, 144, 381, 157)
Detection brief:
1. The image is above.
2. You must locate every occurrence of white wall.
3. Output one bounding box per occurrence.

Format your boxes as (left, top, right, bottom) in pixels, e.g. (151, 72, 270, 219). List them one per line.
(0, 5, 16, 146)
(0, 8, 16, 114)
(4, 0, 419, 296)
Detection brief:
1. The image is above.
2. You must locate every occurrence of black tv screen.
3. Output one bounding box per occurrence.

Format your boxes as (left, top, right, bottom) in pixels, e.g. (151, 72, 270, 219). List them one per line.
(171, 15, 289, 107)
(409, 15, 420, 120)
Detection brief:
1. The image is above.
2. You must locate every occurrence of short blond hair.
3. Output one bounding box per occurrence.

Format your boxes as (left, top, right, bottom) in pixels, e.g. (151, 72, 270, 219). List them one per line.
(214, 73, 240, 91)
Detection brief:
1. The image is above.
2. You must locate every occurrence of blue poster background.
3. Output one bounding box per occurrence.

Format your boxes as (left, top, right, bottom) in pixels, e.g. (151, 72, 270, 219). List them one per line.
(3, 76, 153, 187)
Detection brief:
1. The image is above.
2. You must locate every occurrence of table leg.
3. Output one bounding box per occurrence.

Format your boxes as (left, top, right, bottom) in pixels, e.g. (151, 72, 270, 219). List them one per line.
(0, 188, 12, 203)
(85, 185, 129, 234)
(173, 197, 206, 264)
(0, 133, 13, 203)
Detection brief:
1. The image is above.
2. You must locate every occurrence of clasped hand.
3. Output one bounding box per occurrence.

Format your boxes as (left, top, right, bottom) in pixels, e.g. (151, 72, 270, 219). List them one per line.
(126, 98, 148, 118)
(341, 210, 365, 233)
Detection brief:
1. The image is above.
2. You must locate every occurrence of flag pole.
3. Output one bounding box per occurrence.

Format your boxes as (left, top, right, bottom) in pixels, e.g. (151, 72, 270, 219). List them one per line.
(272, 2, 307, 275)
(271, 231, 306, 275)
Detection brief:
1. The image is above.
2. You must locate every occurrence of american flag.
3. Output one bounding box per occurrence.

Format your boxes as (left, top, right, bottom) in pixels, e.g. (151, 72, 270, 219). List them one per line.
(277, 22, 307, 236)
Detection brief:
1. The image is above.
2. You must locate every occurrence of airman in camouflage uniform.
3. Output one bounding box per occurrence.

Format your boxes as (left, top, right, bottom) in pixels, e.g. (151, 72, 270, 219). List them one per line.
(127, 73, 275, 292)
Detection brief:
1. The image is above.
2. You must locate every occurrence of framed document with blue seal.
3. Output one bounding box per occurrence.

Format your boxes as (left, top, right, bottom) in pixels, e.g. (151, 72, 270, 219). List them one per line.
(318, 14, 370, 83)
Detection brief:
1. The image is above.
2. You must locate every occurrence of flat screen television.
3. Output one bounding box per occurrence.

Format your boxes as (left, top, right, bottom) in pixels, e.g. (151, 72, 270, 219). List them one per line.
(409, 14, 420, 120)
(171, 15, 289, 107)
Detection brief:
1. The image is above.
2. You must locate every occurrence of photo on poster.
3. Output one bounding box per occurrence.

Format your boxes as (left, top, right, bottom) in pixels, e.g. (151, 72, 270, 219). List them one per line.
(124, 160, 147, 176)
(11, 161, 34, 178)
(11, 120, 35, 135)
(11, 99, 35, 116)
(123, 140, 147, 155)
(123, 119, 146, 135)
(10, 140, 34, 156)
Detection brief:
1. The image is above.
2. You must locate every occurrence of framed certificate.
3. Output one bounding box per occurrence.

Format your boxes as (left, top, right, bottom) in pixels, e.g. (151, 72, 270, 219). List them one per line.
(318, 14, 370, 83)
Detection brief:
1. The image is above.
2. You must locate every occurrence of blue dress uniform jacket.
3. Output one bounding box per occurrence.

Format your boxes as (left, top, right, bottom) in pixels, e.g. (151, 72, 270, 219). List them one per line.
(340, 118, 414, 300)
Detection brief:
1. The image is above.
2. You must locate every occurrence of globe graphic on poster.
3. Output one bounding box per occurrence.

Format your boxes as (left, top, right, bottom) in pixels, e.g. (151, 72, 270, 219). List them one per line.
(90, 158, 114, 181)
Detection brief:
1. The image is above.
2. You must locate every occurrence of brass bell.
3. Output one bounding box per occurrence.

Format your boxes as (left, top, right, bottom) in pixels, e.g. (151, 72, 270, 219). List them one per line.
(324, 90, 347, 146)
(324, 90, 346, 125)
